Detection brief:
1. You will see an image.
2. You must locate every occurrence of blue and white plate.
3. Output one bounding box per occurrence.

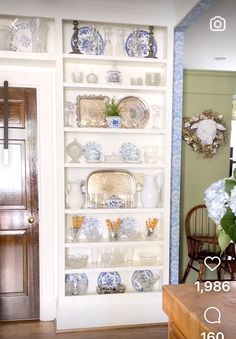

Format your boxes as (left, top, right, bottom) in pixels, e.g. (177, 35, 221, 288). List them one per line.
(131, 270, 153, 291)
(120, 217, 140, 240)
(65, 272, 88, 284)
(10, 21, 32, 52)
(72, 26, 104, 55)
(97, 271, 121, 288)
(125, 30, 157, 58)
(83, 141, 103, 162)
(119, 142, 141, 163)
(81, 217, 103, 241)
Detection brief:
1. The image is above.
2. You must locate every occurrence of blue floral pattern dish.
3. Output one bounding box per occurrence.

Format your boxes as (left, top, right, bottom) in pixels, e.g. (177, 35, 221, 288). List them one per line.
(81, 217, 103, 241)
(120, 217, 141, 240)
(65, 272, 88, 284)
(83, 141, 103, 162)
(119, 142, 141, 163)
(10, 21, 32, 52)
(74, 26, 104, 55)
(97, 271, 121, 288)
(125, 30, 157, 58)
(131, 270, 153, 291)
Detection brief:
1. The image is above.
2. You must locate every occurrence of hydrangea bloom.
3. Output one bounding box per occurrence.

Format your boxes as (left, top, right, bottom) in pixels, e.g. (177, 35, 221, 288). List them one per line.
(229, 185, 236, 215)
(204, 179, 229, 224)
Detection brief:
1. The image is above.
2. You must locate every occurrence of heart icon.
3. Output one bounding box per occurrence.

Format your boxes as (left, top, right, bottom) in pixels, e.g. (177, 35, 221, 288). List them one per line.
(204, 256, 221, 271)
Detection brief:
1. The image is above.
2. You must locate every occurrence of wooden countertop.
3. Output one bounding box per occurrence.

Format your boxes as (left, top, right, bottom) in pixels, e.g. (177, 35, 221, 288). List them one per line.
(163, 283, 236, 339)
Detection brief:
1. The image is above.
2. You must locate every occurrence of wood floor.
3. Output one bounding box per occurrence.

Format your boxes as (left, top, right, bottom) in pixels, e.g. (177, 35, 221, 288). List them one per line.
(0, 321, 168, 339)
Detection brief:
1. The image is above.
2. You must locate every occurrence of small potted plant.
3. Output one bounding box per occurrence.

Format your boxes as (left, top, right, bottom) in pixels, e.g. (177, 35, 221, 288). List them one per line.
(104, 97, 122, 128)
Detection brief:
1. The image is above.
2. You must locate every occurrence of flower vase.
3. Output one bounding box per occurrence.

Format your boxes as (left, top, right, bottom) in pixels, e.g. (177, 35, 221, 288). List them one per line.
(108, 229, 119, 241)
(29, 18, 48, 53)
(115, 29, 125, 57)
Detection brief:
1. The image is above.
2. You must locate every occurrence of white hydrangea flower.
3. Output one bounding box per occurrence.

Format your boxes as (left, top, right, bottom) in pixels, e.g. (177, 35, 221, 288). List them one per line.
(204, 179, 229, 224)
(229, 185, 236, 215)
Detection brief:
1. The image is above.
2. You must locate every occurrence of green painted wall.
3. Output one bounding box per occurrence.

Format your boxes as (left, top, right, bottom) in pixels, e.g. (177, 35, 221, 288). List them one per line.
(180, 70, 236, 282)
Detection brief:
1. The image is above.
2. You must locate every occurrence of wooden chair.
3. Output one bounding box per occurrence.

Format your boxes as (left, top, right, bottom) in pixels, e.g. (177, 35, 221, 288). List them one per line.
(182, 204, 236, 283)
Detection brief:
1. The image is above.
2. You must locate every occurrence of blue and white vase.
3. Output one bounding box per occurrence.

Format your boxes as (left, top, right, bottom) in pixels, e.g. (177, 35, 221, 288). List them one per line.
(106, 116, 122, 128)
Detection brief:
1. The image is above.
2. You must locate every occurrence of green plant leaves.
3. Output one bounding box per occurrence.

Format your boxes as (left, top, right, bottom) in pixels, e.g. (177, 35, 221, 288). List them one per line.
(218, 229, 231, 254)
(225, 178, 236, 195)
(220, 207, 236, 243)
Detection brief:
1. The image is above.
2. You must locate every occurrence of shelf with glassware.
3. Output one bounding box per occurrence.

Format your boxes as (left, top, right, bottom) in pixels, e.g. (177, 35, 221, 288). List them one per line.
(0, 16, 55, 57)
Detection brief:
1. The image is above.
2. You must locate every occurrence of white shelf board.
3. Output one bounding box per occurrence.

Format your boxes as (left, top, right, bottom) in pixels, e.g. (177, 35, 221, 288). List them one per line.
(64, 162, 164, 169)
(65, 208, 163, 214)
(0, 51, 56, 61)
(63, 53, 167, 66)
(63, 82, 166, 93)
(64, 127, 165, 134)
(64, 290, 162, 298)
(65, 239, 163, 247)
(65, 262, 163, 273)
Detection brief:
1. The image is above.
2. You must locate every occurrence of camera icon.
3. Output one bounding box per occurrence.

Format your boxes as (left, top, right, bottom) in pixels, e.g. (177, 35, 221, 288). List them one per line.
(210, 16, 226, 31)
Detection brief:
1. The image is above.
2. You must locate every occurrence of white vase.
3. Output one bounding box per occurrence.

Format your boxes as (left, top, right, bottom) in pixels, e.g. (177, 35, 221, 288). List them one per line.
(141, 173, 164, 208)
(66, 180, 83, 209)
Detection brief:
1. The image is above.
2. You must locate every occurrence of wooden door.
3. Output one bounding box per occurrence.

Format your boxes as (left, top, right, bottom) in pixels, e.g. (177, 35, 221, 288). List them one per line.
(0, 87, 39, 320)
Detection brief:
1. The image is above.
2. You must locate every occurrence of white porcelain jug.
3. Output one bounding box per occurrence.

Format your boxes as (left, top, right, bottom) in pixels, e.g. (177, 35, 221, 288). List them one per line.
(141, 172, 164, 208)
(66, 180, 83, 209)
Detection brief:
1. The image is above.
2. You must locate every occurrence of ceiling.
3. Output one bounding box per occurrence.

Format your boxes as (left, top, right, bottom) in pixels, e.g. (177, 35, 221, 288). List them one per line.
(184, 0, 236, 71)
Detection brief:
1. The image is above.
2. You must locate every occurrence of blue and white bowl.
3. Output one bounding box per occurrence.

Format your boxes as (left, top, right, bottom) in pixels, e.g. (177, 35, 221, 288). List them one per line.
(106, 195, 123, 208)
(106, 116, 122, 128)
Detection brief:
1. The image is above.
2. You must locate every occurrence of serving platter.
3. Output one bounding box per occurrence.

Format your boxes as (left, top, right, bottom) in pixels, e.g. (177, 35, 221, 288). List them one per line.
(76, 95, 109, 128)
(118, 96, 149, 128)
(81, 169, 139, 208)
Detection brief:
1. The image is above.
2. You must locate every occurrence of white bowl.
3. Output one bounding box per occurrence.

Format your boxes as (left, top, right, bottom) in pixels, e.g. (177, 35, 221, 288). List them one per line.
(138, 252, 158, 265)
(65, 254, 88, 268)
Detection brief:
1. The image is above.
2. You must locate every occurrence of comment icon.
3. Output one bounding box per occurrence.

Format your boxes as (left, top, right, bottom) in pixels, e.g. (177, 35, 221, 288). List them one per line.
(204, 306, 221, 324)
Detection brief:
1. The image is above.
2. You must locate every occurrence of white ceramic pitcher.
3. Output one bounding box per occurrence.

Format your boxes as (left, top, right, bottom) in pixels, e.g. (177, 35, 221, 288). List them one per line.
(141, 172, 164, 208)
(66, 180, 83, 209)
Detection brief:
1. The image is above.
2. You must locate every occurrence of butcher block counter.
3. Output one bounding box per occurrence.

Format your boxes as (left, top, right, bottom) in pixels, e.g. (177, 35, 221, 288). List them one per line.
(162, 283, 236, 339)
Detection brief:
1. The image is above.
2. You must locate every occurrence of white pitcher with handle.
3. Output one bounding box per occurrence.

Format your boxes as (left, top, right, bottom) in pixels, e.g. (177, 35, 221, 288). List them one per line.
(66, 180, 83, 209)
(141, 171, 164, 208)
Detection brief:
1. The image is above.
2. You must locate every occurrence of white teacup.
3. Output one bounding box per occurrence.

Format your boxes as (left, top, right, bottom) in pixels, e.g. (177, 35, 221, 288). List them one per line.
(71, 71, 84, 83)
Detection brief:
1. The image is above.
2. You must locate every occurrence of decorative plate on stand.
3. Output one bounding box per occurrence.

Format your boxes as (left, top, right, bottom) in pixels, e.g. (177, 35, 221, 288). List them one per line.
(75, 26, 104, 55)
(125, 30, 157, 57)
(97, 271, 121, 288)
(131, 270, 153, 291)
(10, 21, 32, 52)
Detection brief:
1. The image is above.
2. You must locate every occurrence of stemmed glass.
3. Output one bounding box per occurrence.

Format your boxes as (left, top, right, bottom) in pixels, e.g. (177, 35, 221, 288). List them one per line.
(151, 105, 161, 129)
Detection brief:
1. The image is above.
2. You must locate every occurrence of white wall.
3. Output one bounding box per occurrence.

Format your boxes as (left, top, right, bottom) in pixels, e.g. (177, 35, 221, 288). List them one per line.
(184, 0, 236, 71)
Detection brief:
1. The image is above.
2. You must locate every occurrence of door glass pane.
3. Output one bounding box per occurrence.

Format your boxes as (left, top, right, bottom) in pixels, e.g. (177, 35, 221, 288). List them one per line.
(0, 142, 26, 208)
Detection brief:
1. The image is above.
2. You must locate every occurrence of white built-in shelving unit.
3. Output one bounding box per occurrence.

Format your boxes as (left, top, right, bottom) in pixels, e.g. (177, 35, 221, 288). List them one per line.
(0, 13, 172, 330)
